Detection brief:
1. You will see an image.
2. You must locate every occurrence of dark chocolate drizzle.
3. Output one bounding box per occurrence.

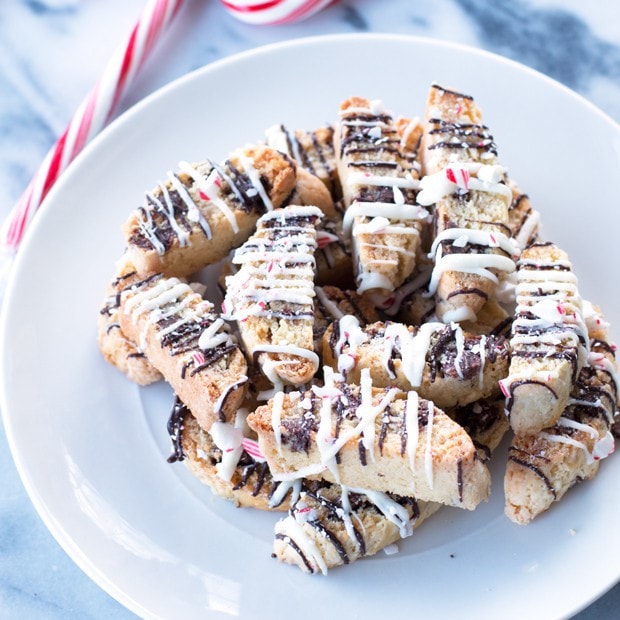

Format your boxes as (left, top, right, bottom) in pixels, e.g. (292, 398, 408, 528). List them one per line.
(427, 117, 497, 156)
(508, 449, 557, 498)
(166, 397, 188, 463)
(274, 533, 315, 573)
(505, 379, 559, 415)
(431, 83, 474, 100)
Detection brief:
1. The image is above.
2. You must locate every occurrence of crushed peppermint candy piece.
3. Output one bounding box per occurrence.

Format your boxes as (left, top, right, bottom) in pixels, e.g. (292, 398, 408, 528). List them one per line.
(445, 166, 470, 190)
(593, 431, 615, 461)
(317, 230, 339, 249)
(498, 378, 511, 399)
(193, 351, 206, 366)
(241, 438, 266, 462)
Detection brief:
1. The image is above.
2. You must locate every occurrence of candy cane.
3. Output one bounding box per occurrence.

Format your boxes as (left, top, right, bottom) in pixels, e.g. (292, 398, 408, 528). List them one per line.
(221, 0, 337, 25)
(0, 0, 184, 263)
(0, 0, 336, 298)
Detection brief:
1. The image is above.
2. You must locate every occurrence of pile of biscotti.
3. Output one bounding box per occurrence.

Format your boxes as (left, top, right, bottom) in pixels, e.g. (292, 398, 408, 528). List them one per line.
(98, 84, 618, 574)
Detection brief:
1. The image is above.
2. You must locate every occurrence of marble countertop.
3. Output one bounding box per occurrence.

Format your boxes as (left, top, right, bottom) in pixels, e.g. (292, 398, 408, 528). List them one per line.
(1, 0, 619, 617)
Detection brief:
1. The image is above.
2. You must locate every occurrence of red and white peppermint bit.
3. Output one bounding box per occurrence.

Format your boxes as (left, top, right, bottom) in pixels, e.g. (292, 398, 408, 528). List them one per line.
(445, 166, 470, 190)
(242, 438, 267, 462)
(221, 0, 337, 25)
(193, 351, 206, 366)
(0, 0, 184, 270)
(316, 230, 339, 249)
(498, 378, 511, 399)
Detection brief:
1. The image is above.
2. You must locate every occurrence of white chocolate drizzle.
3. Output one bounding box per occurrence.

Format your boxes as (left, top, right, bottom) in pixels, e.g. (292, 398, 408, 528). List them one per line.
(144, 185, 191, 248)
(424, 402, 435, 490)
(210, 420, 244, 482)
(342, 201, 429, 235)
(225, 206, 321, 322)
(314, 287, 345, 321)
(404, 390, 419, 492)
(269, 479, 302, 509)
(347, 486, 414, 538)
(234, 150, 274, 212)
(510, 248, 588, 368)
(426, 244, 516, 299)
(276, 518, 329, 575)
(428, 227, 520, 260)
(539, 429, 615, 465)
(417, 163, 512, 207)
(177, 160, 239, 234)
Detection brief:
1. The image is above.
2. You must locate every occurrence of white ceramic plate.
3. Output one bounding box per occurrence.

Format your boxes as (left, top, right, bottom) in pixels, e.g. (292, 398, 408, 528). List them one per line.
(2, 34, 620, 620)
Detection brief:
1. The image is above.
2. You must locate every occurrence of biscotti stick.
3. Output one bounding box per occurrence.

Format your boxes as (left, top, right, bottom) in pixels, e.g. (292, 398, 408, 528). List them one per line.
(247, 368, 491, 510)
(223, 206, 323, 390)
(335, 96, 429, 295)
(98, 269, 163, 386)
(265, 124, 341, 200)
(419, 84, 516, 323)
(505, 334, 617, 524)
(322, 317, 510, 409)
(273, 482, 441, 574)
(500, 242, 589, 436)
(117, 272, 248, 433)
(122, 145, 334, 278)
(272, 395, 509, 574)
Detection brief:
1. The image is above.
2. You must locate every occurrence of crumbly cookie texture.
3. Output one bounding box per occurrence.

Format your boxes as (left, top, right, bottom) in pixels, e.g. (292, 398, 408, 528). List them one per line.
(400, 296, 511, 338)
(335, 96, 429, 295)
(97, 269, 163, 385)
(322, 318, 509, 409)
(284, 167, 336, 218)
(265, 124, 341, 201)
(117, 272, 248, 433)
(247, 368, 491, 510)
(419, 84, 515, 323)
(505, 336, 617, 524)
(224, 205, 323, 388)
(502, 242, 588, 436)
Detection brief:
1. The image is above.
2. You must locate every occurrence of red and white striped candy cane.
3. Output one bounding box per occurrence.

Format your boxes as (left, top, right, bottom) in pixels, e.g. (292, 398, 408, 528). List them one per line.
(0, 0, 185, 268)
(221, 0, 337, 25)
